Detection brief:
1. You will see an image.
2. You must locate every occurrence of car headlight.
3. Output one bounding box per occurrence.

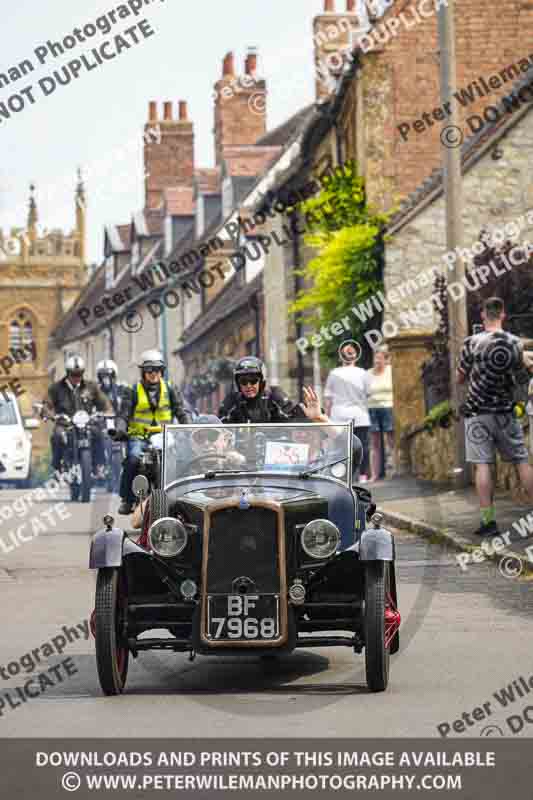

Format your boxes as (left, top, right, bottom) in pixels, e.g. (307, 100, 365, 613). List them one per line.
(149, 517, 188, 558)
(301, 519, 340, 559)
(73, 410, 90, 427)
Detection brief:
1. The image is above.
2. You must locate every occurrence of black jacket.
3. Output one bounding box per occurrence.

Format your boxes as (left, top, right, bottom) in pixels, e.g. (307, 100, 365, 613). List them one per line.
(218, 387, 308, 424)
(116, 379, 190, 433)
(46, 377, 112, 419)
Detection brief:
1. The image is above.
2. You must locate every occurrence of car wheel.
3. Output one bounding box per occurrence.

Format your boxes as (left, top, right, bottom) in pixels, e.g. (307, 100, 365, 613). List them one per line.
(364, 561, 390, 692)
(95, 567, 129, 696)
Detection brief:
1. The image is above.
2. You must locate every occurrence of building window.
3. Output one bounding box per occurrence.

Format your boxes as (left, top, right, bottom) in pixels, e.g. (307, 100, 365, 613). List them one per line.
(9, 311, 33, 351)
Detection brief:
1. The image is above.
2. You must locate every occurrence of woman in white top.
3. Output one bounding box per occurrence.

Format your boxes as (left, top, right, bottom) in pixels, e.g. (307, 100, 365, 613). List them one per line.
(367, 348, 394, 482)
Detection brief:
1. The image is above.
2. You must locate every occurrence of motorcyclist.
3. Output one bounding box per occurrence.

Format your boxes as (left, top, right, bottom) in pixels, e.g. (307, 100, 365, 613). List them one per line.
(113, 349, 190, 514)
(96, 359, 126, 414)
(218, 357, 328, 424)
(43, 355, 112, 474)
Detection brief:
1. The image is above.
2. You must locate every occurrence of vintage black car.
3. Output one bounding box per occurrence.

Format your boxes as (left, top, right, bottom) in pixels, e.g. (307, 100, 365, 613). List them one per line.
(89, 422, 401, 695)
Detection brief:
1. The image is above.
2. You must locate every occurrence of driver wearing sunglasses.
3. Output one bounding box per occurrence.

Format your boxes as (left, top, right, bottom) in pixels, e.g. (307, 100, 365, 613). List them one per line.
(219, 357, 329, 425)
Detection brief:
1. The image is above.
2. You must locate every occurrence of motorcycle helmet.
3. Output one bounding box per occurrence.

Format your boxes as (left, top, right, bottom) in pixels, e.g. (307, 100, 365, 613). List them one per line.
(96, 359, 118, 390)
(138, 349, 166, 376)
(233, 356, 266, 393)
(65, 355, 85, 376)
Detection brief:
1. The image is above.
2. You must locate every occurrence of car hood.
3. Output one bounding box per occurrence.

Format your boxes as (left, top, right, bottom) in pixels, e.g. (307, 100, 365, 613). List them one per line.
(179, 485, 317, 507)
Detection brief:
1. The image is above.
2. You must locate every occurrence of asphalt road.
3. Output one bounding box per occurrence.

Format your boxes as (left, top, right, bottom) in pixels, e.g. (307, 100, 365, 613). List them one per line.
(1, 486, 532, 739)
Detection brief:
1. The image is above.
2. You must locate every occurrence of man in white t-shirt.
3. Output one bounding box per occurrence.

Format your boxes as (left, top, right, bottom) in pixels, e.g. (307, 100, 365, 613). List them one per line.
(324, 341, 371, 480)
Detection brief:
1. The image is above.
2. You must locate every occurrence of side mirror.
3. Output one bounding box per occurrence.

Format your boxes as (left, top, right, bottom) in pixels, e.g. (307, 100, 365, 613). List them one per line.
(132, 474, 149, 500)
(25, 418, 40, 429)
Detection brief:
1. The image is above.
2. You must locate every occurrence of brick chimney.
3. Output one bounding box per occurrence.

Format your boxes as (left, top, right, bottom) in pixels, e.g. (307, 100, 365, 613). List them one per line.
(144, 101, 194, 210)
(213, 49, 267, 166)
(313, 0, 360, 101)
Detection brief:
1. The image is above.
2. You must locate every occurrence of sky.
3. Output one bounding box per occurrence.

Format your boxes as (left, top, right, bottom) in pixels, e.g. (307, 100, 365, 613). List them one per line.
(0, 0, 327, 264)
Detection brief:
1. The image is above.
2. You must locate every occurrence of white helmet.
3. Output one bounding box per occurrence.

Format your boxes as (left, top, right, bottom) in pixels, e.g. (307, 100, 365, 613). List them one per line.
(138, 349, 165, 374)
(96, 359, 118, 378)
(65, 355, 85, 375)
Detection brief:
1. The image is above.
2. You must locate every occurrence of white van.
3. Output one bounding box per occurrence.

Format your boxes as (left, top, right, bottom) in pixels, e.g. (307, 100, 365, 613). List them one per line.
(0, 393, 40, 487)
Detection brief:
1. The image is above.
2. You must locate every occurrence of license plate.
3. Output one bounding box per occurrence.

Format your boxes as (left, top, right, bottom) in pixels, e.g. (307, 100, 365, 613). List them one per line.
(207, 595, 279, 641)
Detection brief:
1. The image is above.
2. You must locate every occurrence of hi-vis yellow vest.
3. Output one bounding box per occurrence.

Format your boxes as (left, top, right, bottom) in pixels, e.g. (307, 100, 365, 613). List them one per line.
(128, 380, 172, 437)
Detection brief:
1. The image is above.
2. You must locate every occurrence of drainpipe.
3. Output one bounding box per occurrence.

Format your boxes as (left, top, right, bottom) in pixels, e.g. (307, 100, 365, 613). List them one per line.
(160, 300, 169, 372)
(291, 210, 305, 396)
(251, 293, 261, 357)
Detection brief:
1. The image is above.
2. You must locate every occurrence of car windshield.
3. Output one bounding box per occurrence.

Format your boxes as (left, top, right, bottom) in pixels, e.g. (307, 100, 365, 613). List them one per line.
(163, 423, 352, 487)
(0, 399, 17, 426)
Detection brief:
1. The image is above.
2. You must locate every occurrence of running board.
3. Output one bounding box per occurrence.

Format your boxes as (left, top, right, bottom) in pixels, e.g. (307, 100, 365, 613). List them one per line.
(296, 635, 363, 651)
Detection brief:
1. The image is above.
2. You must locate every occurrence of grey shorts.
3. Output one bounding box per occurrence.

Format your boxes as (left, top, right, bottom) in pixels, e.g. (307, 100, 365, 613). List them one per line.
(464, 413, 529, 464)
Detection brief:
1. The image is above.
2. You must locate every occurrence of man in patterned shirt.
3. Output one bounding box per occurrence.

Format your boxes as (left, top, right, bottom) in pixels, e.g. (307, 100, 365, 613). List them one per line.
(457, 297, 533, 536)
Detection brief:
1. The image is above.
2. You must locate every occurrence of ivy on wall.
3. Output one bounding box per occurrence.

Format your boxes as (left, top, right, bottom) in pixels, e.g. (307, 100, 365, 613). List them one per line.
(288, 161, 391, 367)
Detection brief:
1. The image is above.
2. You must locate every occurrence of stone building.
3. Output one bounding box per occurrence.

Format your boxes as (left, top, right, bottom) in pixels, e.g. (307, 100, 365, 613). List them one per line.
(0, 180, 87, 459)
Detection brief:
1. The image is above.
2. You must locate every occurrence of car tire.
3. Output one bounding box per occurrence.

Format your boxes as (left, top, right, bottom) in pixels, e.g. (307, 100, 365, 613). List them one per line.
(364, 560, 390, 693)
(80, 450, 92, 503)
(95, 567, 129, 696)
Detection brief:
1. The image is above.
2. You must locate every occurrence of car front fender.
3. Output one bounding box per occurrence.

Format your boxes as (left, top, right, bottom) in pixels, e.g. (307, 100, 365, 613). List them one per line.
(358, 526, 395, 561)
(89, 527, 147, 568)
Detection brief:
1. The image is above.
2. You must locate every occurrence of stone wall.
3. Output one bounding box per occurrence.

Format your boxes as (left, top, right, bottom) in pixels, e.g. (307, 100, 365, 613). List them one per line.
(383, 109, 533, 334)
(406, 419, 532, 502)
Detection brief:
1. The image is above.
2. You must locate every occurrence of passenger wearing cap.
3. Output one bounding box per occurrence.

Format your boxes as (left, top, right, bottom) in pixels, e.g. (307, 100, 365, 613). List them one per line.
(131, 414, 243, 528)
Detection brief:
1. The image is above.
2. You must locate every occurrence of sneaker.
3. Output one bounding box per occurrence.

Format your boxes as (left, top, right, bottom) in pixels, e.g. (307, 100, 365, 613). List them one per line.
(473, 520, 500, 537)
(118, 501, 133, 515)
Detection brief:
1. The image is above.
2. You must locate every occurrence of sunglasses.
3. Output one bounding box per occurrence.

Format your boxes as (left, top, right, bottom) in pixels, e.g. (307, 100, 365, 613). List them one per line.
(144, 368, 162, 374)
(192, 430, 223, 445)
(239, 377, 260, 386)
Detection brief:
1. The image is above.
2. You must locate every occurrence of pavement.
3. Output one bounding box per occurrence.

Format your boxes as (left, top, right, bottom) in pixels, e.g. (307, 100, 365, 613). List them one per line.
(2, 486, 533, 741)
(370, 474, 533, 573)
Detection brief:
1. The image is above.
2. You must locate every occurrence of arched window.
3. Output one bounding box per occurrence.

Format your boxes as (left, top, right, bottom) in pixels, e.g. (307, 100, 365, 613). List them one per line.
(9, 311, 33, 351)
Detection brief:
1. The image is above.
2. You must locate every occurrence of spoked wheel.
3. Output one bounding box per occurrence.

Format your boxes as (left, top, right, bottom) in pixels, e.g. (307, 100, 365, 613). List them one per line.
(95, 567, 129, 695)
(364, 561, 395, 692)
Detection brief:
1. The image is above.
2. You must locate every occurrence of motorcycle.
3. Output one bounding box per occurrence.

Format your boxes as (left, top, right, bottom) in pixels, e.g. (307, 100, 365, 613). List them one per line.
(136, 425, 164, 492)
(35, 404, 115, 503)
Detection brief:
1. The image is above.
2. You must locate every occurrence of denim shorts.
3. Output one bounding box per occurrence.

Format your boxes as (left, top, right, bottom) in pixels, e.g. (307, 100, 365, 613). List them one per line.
(369, 407, 394, 433)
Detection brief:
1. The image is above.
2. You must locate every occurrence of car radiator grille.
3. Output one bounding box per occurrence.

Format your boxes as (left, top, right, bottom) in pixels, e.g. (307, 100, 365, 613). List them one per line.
(206, 506, 280, 594)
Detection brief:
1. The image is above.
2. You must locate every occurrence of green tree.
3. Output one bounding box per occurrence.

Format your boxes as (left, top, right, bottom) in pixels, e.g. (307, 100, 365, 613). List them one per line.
(289, 161, 391, 366)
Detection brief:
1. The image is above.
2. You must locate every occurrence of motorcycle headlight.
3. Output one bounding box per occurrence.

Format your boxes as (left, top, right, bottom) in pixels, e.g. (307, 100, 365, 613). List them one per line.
(149, 433, 164, 450)
(331, 462, 346, 478)
(73, 410, 90, 427)
(301, 519, 340, 559)
(149, 517, 188, 558)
